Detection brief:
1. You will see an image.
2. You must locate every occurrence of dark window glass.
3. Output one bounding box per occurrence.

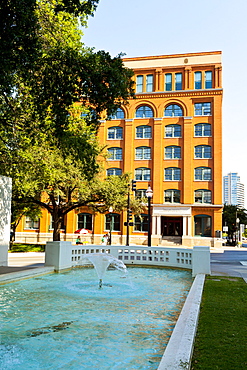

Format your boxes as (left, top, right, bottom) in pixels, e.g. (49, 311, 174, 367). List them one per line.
(175, 73, 182, 90)
(194, 123, 211, 136)
(135, 168, 151, 181)
(194, 72, 202, 89)
(165, 168, 181, 181)
(194, 167, 212, 181)
(134, 214, 149, 231)
(194, 215, 211, 236)
(194, 103, 211, 116)
(108, 127, 123, 139)
(165, 146, 181, 159)
(78, 213, 92, 230)
(136, 125, 152, 138)
(108, 108, 125, 120)
(136, 106, 154, 118)
(194, 190, 212, 204)
(164, 189, 180, 203)
(165, 73, 172, 91)
(105, 213, 120, 231)
(107, 168, 122, 176)
(205, 71, 212, 89)
(164, 104, 183, 117)
(165, 124, 181, 137)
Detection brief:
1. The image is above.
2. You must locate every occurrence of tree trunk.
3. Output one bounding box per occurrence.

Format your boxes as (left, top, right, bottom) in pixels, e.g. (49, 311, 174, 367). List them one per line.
(52, 210, 62, 241)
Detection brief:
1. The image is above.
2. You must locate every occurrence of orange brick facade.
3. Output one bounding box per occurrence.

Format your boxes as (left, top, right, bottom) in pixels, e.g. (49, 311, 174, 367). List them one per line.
(16, 51, 223, 247)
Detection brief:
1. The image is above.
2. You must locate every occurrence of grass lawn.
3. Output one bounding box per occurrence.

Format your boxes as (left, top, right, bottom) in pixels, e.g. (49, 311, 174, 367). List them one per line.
(191, 276, 247, 369)
(9, 243, 45, 253)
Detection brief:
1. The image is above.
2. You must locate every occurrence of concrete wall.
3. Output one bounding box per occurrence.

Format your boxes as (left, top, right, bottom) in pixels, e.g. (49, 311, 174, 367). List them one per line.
(0, 176, 12, 266)
(45, 242, 211, 275)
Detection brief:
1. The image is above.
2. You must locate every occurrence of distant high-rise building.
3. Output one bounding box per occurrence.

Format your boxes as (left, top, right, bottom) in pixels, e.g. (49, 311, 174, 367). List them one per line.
(223, 173, 245, 208)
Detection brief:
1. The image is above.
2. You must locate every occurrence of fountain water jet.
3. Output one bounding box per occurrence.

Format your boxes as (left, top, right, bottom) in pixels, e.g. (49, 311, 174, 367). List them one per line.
(77, 253, 127, 288)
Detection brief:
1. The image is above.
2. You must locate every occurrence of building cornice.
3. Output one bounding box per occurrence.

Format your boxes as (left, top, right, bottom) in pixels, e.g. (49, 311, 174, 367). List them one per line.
(133, 89, 223, 100)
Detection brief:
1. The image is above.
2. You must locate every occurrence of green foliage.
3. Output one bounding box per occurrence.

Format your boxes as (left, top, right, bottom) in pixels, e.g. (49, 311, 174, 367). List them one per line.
(222, 204, 247, 242)
(0, 0, 135, 241)
(9, 243, 45, 253)
(191, 276, 247, 369)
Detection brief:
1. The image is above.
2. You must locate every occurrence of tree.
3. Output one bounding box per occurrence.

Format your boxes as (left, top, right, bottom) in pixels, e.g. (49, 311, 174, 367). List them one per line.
(0, 0, 135, 241)
(222, 205, 247, 245)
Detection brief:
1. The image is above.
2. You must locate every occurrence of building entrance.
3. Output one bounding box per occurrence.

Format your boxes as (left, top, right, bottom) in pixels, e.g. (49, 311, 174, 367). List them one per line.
(161, 217, 183, 236)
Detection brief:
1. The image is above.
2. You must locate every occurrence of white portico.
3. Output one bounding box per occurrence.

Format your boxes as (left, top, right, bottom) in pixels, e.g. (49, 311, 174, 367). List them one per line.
(152, 205, 192, 237)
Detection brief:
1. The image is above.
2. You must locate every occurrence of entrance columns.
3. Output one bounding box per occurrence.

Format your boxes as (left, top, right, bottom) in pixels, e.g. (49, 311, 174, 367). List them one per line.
(183, 217, 187, 236)
(187, 216, 192, 236)
(152, 216, 161, 236)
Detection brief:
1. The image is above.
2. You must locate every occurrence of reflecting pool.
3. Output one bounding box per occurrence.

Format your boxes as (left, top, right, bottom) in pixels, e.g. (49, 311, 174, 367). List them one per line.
(0, 267, 192, 369)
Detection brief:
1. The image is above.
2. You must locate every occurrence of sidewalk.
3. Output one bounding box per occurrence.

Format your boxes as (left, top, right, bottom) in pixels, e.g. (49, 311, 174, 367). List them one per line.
(0, 252, 45, 275)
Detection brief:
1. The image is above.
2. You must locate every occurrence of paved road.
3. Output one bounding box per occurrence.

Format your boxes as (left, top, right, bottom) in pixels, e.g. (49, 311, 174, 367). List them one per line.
(8, 252, 45, 267)
(211, 248, 247, 280)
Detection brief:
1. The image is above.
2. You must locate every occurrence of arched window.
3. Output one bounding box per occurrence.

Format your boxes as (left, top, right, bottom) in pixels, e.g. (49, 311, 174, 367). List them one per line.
(194, 189, 212, 204)
(164, 167, 181, 181)
(165, 124, 181, 138)
(165, 145, 181, 159)
(135, 105, 154, 118)
(164, 189, 180, 203)
(107, 147, 122, 160)
(194, 123, 211, 137)
(135, 167, 151, 181)
(77, 213, 92, 230)
(106, 168, 122, 176)
(108, 108, 125, 120)
(105, 213, 120, 231)
(194, 167, 212, 181)
(164, 104, 183, 117)
(194, 214, 211, 237)
(195, 145, 211, 159)
(107, 127, 123, 140)
(135, 146, 151, 160)
(134, 214, 149, 232)
(136, 125, 152, 139)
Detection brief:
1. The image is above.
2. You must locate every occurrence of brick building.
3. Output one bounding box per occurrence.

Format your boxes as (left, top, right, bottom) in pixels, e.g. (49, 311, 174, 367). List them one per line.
(16, 51, 223, 247)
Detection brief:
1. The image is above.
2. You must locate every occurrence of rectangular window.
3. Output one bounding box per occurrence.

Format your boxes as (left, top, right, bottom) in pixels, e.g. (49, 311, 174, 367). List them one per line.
(194, 103, 211, 116)
(136, 75, 143, 93)
(146, 75, 153, 92)
(175, 73, 182, 90)
(165, 73, 172, 91)
(205, 71, 212, 89)
(194, 72, 202, 89)
(24, 217, 39, 230)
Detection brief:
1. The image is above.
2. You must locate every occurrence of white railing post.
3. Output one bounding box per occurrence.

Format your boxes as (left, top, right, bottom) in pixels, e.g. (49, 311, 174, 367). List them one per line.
(45, 241, 72, 271)
(192, 246, 211, 277)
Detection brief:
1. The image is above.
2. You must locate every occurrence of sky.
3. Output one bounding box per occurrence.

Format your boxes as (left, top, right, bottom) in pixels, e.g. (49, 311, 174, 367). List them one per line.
(82, 0, 247, 205)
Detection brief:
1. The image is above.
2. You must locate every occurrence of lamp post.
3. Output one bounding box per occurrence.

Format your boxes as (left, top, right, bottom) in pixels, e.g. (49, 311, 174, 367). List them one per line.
(145, 186, 153, 247)
(109, 207, 113, 245)
(236, 217, 240, 246)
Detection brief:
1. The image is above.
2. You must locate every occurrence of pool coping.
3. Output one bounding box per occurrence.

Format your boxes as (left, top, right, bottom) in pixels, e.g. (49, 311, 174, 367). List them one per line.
(158, 273, 205, 370)
(0, 266, 55, 284)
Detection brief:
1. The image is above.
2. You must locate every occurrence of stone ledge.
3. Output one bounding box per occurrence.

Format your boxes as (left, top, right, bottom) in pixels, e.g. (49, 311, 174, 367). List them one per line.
(158, 274, 205, 370)
(0, 266, 55, 284)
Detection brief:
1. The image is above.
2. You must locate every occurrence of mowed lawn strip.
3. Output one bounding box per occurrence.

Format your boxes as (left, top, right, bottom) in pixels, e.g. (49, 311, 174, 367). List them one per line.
(191, 276, 247, 370)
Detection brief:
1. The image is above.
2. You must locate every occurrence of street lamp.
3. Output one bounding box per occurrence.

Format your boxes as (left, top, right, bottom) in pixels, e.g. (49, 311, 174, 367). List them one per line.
(146, 186, 153, 247)
(236, 217, 240, 246)
(109, 207, 113, 245)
